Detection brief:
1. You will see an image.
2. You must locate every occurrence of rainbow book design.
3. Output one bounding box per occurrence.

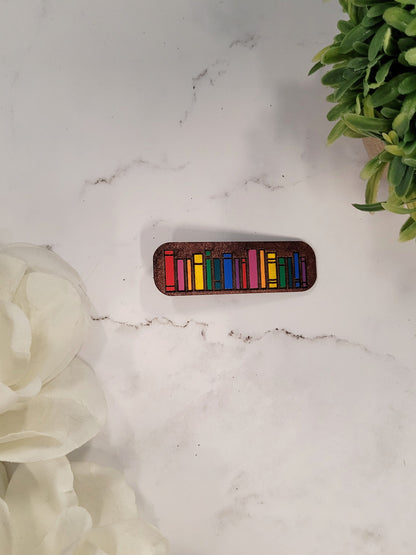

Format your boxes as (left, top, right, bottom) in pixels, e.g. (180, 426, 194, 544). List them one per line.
(153, 241, 316, 296)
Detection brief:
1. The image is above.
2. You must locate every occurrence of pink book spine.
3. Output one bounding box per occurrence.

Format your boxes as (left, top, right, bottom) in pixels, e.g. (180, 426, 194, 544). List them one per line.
(248, 249, 258, 289)
(177, 259, 185, 291)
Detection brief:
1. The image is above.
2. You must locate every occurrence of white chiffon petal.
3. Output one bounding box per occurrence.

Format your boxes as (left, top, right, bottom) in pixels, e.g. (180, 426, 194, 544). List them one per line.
(0, 243, 106, 464)
(0, 301, 31, 386)
(0, 358, 106, 462)
(71, 463, 138, 527)
(0, 254, 27, 302)
(0, 498, 12, 553)
(0, 378, 43, 415)
(33, 506, 92, 555)
(2, 458, 168, 555)
(14, 376, 42, 398)
(75, 543, 107, 555)
(4, 301, 32, 360)
(84, 519, 169, 555)
(5, 458, 78, 552)
(72, 463, 168, 555)
(0, 383, 19, 414)
(0, 463, 8, 498)
(13, 272, 91, 384)
(0, 244, 86, 294)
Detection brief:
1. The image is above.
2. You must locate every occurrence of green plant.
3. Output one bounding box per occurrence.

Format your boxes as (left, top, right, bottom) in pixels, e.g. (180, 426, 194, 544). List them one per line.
(311, 0, 416, 241)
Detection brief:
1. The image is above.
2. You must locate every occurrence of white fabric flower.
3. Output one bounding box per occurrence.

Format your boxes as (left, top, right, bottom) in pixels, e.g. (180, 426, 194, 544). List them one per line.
(0, 458, 168, 554)
(0, 243, 106, 462)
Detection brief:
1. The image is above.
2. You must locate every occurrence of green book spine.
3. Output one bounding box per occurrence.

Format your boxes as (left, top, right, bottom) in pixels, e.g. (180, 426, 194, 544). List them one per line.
(278, 257, 286, 288)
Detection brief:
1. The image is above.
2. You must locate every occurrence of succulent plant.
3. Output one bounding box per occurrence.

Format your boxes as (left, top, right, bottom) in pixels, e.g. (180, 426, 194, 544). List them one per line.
(311, 0, 416, 241)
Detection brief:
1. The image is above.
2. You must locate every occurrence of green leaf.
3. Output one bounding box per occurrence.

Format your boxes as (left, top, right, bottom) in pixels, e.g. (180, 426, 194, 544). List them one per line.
(327, 91, 358, 103)
(340, 24, 375, 53)
(392, 90, 416, 136)
(327, 101, 356, 121)
(321, 68, 347, 86)
(327, 120, 348, 144)
(343, 128, 367, 137)
(367, 3, 395, 17)
(388, 155, 408, 192)
(351, 0, 387, 6)
(394, 0, 416, 5)
(398, 37, 416, 50)
(333, 72, 364, 101)
(375, 59, 394, 83)
(380, 150, 394, 162)
(356, 94, 362, 114)
(398, 51, 412, 66)
(343, 113, 392, 134)
(403, 141, 416, 155)
(383, 6, 412, 32)
(402, 157, 416, 166)
(369, 74, 413, 106)
(395, 163, 414, 196)
(360, 154, 385, 179)
(334, 33, 345, 44)
(352, 202, 386, 211)
(363, 95, 375, 117)
(404, 129, 416, 142)
(342, 68, 358, 80)
(381, 201, 416, 213)
(382, 130, 399, 145)
(338, 19, 355, 33)
(383, 26, 396, 55)
(312, 46, 329, 63)
(308, 62, 324, 76)
(348, 56, 371, 69)
(399, 216, 416, 241)
(405, 15, 416, 35)
(381, 106, 400, 117)
(362, 14, 383, 27)
(368, 23, 389, 60)
(353, 41, 370, 55)
(398, 74, 416, 93)
(365, 162, 387, 203)
(321, 46, 352, 64)
(385, 144, 404, 155)
(392, 112, 411, 136)
(404, 46, 416, 64)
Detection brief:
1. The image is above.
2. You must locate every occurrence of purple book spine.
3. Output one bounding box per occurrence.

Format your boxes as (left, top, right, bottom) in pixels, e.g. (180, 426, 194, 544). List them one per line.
(235, 258, 240, 289)
(301, 256, 307, 287)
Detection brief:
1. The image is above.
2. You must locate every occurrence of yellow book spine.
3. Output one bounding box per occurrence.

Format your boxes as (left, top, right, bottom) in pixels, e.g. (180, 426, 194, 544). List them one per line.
(193, 254, 204, 290)
(267, 253, 277, 288)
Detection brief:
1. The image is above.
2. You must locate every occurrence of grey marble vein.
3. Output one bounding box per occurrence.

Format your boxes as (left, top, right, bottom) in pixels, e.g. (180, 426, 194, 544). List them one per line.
(210, 174, 284, 200)
(84, 158, 188, 189)
(92, 315, 209, 339)
(229, 34, 259, 49)
(92, 315, 398, 367)
(180, 59, 229, 125)
(228, 328, 399, 365)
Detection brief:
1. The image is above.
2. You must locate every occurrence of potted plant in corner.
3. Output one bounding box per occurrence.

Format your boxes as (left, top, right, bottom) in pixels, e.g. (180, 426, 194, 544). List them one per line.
(311, 0, 416, 241)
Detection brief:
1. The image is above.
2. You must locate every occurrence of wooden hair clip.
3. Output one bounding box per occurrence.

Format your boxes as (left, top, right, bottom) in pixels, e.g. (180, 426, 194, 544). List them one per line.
(153, 241, 316, 296)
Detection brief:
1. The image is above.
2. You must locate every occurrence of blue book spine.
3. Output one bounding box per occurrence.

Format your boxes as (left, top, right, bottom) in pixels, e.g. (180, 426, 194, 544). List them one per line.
(293, 252, 300, 288)
(223, 253, 233, 289)
(214, 258, 222, 290)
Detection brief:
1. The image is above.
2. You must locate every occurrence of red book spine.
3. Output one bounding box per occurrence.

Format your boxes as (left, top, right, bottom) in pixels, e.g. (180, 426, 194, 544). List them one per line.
(241, 258, 247, 289)
(164, 250, 175, 292)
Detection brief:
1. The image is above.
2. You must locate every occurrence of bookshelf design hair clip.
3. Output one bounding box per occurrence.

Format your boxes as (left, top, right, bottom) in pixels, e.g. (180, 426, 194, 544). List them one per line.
(153, 241, 316, 296)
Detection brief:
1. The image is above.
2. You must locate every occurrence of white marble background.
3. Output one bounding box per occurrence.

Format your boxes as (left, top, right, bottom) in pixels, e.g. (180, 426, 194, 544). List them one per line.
(2, 0, 416, 553)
